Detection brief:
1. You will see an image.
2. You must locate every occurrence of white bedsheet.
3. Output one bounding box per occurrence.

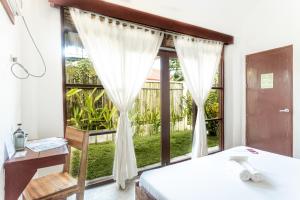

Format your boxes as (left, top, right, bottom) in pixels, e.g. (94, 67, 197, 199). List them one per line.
(139, 146, 300, 200)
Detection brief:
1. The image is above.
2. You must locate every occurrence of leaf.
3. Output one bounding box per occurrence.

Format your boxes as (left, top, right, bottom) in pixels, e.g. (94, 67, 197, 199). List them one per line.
(94, 90, 105, 103)
(67, 88, 82, 98)
(89, 88, 97, 98)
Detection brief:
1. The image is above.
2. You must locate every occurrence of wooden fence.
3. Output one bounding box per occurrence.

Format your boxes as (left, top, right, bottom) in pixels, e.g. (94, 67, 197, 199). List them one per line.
(66, 80, 192, 143)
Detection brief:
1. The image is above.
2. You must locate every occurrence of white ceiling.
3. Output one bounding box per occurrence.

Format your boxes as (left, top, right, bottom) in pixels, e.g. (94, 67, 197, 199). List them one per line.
(104, 0, 260, 35)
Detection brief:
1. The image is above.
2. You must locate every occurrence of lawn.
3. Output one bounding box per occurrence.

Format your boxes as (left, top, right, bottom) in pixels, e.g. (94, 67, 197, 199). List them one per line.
(71, 131, 219, 180)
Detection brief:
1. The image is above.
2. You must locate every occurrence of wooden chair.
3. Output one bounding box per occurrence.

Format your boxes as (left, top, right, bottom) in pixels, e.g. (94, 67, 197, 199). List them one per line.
(23, 127, 89, 200)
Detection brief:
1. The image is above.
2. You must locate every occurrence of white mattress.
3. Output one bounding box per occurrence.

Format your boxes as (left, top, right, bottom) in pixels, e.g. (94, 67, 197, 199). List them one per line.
(139, 146, 300, 200)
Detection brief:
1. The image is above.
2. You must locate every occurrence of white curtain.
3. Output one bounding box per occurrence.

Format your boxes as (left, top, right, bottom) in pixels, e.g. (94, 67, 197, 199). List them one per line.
(173, 36, 223, 158)
(70, 8, 163, 189)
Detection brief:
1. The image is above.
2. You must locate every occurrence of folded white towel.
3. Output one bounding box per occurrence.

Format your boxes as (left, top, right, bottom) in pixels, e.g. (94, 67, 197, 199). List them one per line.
(230, 160, 252, 181)
(240, 161, 263, 182)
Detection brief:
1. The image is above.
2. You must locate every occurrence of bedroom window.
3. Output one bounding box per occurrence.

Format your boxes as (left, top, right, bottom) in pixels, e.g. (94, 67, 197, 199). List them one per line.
(62, 8, 224, 185)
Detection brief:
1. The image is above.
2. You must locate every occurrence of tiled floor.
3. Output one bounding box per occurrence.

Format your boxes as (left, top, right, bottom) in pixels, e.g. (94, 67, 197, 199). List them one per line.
(68, 181, 135, 200)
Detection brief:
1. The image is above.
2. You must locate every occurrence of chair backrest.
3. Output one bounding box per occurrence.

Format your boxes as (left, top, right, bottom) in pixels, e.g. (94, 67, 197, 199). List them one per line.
(64, 126, 89, 191)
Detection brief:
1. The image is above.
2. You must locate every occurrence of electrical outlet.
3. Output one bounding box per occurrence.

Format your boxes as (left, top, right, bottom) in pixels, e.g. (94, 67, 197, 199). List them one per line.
(10, 55, 18, 63)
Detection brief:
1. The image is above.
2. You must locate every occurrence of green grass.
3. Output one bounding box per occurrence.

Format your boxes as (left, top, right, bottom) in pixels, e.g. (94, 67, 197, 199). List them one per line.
(71, 131, 219, 180)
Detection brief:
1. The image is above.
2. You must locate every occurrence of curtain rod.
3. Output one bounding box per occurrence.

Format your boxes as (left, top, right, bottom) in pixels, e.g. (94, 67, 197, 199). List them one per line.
(71, 8, 163, 32)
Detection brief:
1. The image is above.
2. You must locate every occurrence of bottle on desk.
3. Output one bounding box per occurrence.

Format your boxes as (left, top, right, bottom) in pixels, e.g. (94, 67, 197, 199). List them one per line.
(13, 123, 27, 151)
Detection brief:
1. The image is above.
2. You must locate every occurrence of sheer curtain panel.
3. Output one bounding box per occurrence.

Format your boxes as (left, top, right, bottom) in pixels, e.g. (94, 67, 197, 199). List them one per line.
(173, 36, 223, 158)
(70, 8, 163, 189)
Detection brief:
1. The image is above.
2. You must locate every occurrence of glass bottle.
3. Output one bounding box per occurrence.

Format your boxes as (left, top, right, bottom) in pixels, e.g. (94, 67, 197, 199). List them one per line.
(13, 123, 25, 151)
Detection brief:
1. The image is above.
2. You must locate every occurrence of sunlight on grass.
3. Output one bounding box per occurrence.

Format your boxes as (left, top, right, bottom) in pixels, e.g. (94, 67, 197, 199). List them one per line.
(71, 131, 219, 180)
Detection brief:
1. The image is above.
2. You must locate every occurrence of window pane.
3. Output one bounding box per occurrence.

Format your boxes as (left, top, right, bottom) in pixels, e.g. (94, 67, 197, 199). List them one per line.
(66, 87, 117, 181)
(65, 58, 100, 85)
(169, 58, 193, 162)
(130, 57, 162, 169)
(65, 32, 116, 181)
(204, 89, 222, 120)
(64, 31, 99, 85)
(206, 120, 221, 150)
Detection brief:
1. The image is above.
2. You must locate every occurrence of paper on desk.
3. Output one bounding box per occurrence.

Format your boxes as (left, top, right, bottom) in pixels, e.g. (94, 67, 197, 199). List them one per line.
(26, 137, 68, 152)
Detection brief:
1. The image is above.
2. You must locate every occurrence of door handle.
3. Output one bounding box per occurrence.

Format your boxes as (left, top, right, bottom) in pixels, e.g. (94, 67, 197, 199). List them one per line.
(279, 108, 290, 113)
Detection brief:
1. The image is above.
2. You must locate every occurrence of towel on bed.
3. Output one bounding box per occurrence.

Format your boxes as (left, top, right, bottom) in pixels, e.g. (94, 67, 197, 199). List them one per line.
(240, 161, 263, 182)
(230, 160, 252, 181)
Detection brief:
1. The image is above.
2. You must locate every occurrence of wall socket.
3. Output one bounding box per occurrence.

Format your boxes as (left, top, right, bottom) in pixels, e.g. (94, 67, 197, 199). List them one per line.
(10, 55, 18, 63)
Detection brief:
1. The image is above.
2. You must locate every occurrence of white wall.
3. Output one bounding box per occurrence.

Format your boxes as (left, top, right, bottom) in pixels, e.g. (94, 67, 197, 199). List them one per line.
(0, 6, 21, 200)
(20, 0, 63, 140)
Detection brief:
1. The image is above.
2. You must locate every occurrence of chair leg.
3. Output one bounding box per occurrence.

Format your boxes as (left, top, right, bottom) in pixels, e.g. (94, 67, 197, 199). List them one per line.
(76, 191, 85, 200)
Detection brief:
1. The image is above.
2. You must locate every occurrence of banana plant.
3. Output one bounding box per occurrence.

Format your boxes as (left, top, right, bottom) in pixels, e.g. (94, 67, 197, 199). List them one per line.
(68, 107, 84, 129)
(81, 88, 104, 130)
(66, 88, 106, 130)
(144, 108, 160, 135)
(100, 104, 118, 130)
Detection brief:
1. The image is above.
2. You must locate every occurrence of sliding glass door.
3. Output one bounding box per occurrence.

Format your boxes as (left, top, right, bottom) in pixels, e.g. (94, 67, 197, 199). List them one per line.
(63, 10, 224, 183)
(158, 49, 224, 165)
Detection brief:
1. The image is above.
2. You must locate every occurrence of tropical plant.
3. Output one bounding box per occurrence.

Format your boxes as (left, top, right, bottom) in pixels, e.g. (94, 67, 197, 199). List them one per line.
(66, 88, 118, 131)
(144, 108, 161, 135)
(130, 99, 145, 137)
(81, 88, 104, 130)
(171, 107, 184, 132)
(100, 104, 118, 130)
(69, 106, 84, 129)
(169, 58, 184, 81)
(66, 59, 98, 84)
(204, 90, 220, 136)
(181, 92, 193, 125)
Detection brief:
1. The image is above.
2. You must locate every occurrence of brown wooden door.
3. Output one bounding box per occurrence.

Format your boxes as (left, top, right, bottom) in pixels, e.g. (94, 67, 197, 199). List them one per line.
(246, 45, 293, 156)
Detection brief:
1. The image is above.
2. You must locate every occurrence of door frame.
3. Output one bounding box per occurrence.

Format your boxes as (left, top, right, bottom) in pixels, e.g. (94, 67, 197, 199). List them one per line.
(245, 45, 293, 156)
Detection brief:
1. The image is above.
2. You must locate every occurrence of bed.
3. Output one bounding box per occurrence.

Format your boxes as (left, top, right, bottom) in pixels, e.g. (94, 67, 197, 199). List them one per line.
(136, 146, 300, 200)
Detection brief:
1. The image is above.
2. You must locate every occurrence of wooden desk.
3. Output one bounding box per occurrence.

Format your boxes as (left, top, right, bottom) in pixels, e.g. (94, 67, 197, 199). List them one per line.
(4, 146, 69, 200)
